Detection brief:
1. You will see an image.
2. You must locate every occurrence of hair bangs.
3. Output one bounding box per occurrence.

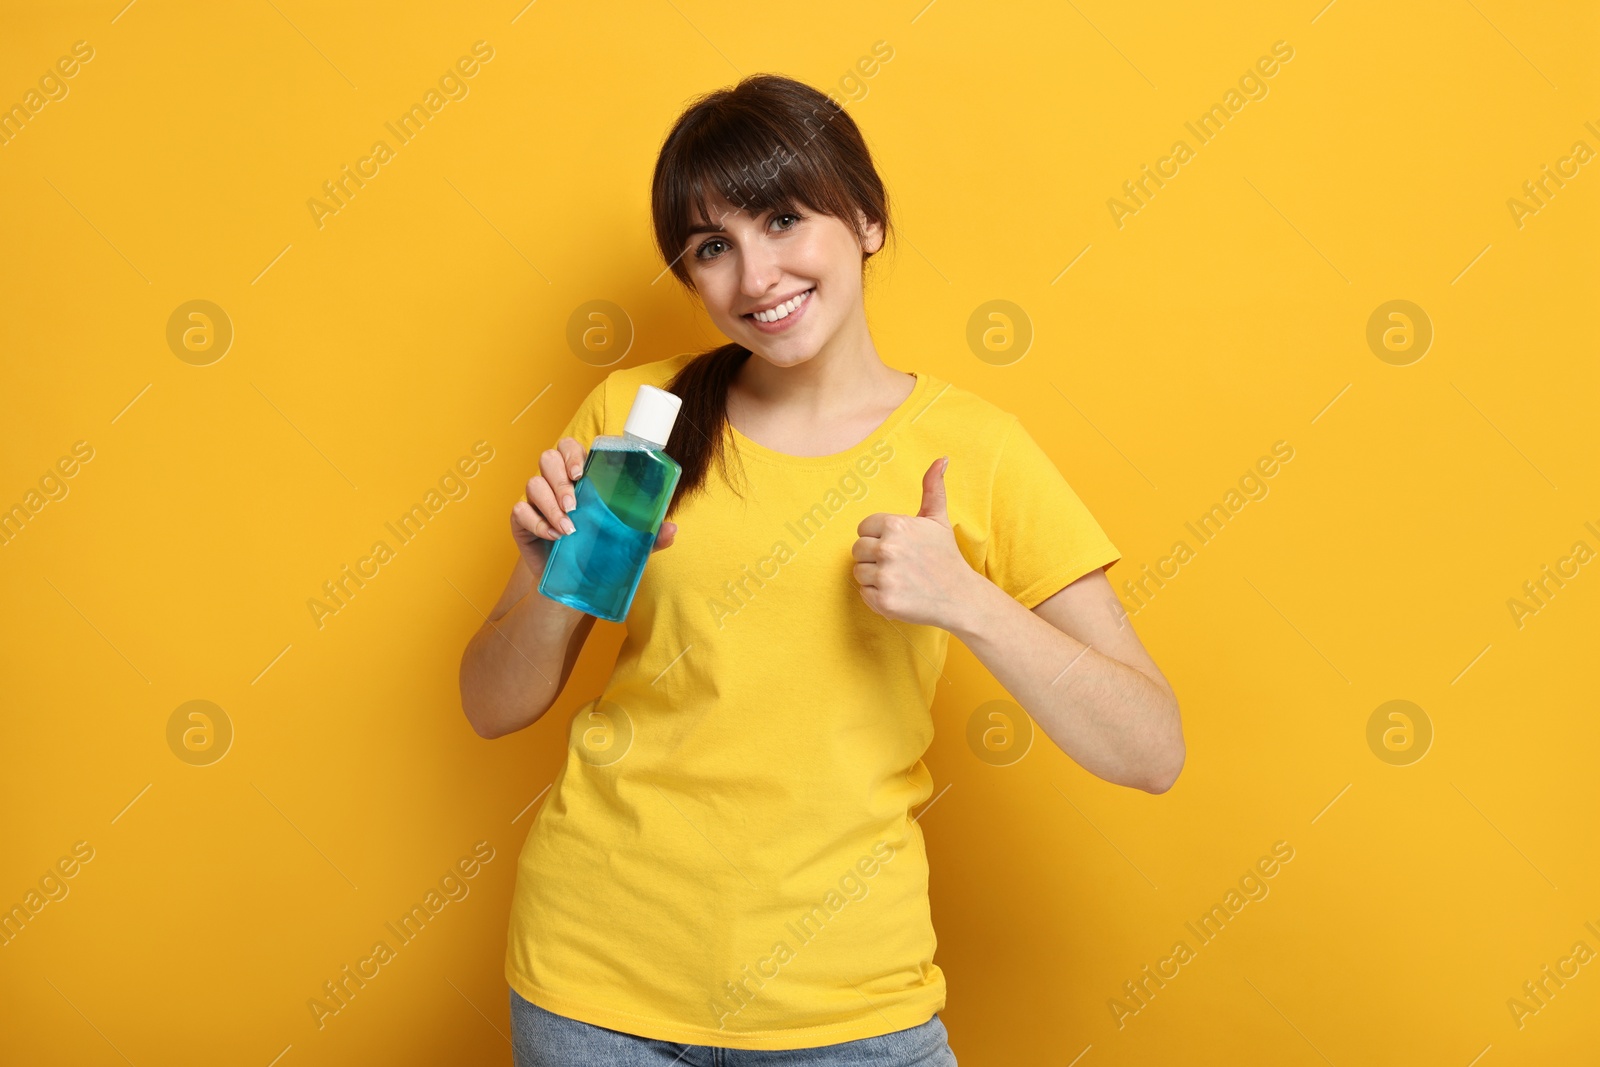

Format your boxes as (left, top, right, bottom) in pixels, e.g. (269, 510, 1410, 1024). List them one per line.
(653, 82, 872, 285)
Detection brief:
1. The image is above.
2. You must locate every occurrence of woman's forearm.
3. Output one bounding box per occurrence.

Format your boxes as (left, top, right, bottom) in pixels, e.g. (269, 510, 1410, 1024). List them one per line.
(951, 578, 1183, 793)
(459, 569, 594, 739)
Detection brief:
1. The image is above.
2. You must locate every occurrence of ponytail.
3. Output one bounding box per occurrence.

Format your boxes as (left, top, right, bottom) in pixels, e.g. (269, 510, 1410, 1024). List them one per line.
(661, 344, 752, 520)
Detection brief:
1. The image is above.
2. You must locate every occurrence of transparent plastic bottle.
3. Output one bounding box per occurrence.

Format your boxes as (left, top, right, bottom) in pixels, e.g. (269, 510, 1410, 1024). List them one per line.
(537, 383, 683, 621)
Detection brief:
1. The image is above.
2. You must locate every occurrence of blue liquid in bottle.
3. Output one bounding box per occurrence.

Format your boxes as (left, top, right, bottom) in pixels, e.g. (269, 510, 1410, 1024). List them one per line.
(538, 440, 681, 621)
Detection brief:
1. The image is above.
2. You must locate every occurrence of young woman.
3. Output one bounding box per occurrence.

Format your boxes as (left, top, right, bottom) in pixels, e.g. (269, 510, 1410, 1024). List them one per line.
(460, 74, 1183, 1065)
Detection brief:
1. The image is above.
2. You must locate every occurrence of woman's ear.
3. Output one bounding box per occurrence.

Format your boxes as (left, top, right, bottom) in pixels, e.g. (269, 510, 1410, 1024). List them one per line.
(858, 211, 885, 256)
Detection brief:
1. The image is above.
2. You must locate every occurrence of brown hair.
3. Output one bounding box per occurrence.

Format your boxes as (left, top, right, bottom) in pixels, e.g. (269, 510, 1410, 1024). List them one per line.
(649, 73, 892, 518)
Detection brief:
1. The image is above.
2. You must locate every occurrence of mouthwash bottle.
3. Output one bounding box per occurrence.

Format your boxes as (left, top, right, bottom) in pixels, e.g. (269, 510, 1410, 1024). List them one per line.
(537, 383, 683, 622)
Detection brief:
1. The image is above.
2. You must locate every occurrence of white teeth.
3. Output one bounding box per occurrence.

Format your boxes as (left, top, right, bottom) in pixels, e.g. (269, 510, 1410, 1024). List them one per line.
(752, 288, 812, 323)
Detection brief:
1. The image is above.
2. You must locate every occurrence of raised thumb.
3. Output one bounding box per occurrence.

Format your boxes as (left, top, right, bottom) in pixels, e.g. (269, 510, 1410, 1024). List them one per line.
(917, 456, 950, 522)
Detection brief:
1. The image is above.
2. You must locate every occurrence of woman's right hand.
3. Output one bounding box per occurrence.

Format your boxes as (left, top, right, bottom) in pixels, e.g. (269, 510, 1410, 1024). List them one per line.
(511, 436, 678, 571)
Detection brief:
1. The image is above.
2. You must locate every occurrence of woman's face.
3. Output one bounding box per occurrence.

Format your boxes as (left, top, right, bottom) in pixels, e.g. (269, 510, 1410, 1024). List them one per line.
(681, 193, 882, 368)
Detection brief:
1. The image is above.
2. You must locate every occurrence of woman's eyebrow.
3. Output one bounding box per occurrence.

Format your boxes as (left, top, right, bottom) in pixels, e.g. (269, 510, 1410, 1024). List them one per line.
(685, 206, 777, 237)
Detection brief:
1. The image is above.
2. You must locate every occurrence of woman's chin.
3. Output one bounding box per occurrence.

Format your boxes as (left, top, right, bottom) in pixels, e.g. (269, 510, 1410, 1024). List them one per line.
(748, 346, 821, 368)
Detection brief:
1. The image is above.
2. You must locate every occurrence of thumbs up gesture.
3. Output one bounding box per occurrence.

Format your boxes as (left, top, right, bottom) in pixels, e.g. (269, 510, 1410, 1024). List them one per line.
(852, 456, 980, 629)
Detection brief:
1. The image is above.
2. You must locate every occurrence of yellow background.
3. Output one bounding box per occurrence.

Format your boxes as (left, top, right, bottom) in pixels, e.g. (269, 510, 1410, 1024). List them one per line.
(2, 1, 1596, 1063)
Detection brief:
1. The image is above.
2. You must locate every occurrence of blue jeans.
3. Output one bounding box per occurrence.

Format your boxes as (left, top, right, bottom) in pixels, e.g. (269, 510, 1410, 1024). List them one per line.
(509, 987, 959, 1066)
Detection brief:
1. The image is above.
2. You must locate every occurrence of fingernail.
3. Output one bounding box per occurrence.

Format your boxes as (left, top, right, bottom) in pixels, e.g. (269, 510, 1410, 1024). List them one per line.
(563, 494, 575, 512)
(570, 465, 581, 479)
(562, 517, 576, 535)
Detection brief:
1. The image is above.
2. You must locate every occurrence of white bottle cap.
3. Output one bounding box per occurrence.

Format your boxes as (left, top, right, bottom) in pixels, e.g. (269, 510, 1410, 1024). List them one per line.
(623, 384, 683, 448)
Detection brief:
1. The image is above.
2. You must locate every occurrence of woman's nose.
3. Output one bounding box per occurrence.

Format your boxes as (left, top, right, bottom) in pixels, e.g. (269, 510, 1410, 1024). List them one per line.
(738, 241, 782, 298)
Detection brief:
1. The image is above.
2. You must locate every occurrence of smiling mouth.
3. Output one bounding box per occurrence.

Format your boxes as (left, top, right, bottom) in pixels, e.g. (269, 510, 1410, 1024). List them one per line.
(744, 287, 814, 323)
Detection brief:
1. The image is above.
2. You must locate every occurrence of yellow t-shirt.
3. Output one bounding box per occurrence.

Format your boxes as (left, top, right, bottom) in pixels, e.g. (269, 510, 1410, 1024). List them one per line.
(505, 352, 1121, 1050)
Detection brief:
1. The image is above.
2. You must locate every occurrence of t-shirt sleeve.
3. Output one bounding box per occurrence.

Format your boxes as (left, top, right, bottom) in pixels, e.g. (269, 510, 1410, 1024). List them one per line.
(982, 415, 1121, 609)
(558, 377, 609, 449)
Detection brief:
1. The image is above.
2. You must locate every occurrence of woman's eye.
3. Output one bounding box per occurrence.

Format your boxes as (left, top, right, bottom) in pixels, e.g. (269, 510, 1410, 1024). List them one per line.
(693, 215, 798, 259)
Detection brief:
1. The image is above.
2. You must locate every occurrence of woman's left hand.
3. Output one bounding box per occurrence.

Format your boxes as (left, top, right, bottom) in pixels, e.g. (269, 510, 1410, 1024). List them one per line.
(852, 457, 985, 629)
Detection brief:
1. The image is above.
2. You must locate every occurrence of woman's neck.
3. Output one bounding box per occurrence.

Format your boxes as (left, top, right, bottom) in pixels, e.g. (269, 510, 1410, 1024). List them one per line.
(732, 320, 903, 417)
(727, 335, 916, 457)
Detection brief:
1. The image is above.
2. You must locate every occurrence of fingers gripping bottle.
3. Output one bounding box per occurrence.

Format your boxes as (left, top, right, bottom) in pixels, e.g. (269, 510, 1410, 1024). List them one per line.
(538, 384, 683, 621)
